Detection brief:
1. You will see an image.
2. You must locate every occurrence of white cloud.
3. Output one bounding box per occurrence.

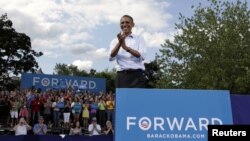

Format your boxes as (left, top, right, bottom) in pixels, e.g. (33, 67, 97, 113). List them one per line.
(133, 27, 175, 48)
(143, 32, 167, 48)
(70, 43, 95, 54)
(72, 60, 93, 72)
(84, 48, 108, 60)
(1, 0, 171, 32)
(43, 51, 59, 59)
(0, 0, 173, 73)
(59, 32, 92, 45)
(32, 39, 56, 50)
(71, 46, 108, 60)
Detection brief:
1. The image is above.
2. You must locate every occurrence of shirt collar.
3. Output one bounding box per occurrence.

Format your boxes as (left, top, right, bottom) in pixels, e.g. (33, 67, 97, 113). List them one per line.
(128, 33, 134, 38)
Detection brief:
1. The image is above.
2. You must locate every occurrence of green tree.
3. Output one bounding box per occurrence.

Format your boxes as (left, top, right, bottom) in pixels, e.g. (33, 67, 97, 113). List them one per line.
(0, 14, 43, 90)
(144, 61, 159, 88)
(89, 69, 96, 76)
(53, 63, 89, 76)
(94, 68, 116, 93)
(156, 0, 250, 94)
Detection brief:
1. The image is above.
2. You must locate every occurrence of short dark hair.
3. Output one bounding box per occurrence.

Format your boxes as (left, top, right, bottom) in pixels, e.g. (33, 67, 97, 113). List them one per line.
(121, 15, 134, 22)
(38, 116, 44, 120)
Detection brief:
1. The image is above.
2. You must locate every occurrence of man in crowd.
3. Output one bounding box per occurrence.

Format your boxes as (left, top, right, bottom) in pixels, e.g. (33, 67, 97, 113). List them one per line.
(33, 116, 48, 135)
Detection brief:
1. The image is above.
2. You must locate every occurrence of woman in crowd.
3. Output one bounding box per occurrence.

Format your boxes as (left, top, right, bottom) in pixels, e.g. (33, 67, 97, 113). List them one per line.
(82, 101, 90, 129)
(63, 100, 71, 128)
(103, 120, 114, 135)
(69, 121, 82, 135)
(72, 97, 82, 122)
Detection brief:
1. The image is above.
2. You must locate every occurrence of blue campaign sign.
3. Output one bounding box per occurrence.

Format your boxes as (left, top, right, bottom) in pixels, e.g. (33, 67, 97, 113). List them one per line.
(20, 73, 106, 93)
(115, 89, 233, 141)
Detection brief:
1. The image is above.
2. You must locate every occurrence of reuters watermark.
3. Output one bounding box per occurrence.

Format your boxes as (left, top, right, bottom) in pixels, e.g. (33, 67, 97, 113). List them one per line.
(208, 125, 249, 141)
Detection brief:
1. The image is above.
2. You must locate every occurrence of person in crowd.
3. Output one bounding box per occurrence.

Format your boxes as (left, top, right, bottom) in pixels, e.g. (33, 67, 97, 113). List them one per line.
(13, 117, 32, 136)
(25, 89, 35, 124)
(52, 96, 61, 127)
(89, 98, 98, 123)
(31, 96, 42, 122)
(43, 98, 52, 126)
(63, 100, 71, 128)
(72, 97, 82, 122)
(88, 117, 101, 136)
(106, 96, 115, 124)
(9, 97, 19, 127)
(19, 103, 29, 120)
(57, 96, 65, 127)
(82, 101, 90, 129)
(33, 116, 48, 135)
(103, 120, 114, 135)
(108, 14, 147, 88)
(98, 98, 106, 127)
(69, 121, 82, 135)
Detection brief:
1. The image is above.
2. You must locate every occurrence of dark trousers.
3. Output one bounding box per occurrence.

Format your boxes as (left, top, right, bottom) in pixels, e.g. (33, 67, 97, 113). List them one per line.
(98, 110, 106, 127)
(116, 69, 146, 88)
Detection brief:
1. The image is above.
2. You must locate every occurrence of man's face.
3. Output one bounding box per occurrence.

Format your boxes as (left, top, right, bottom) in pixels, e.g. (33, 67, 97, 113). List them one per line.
(120, 17, 134, 35)
(39, 118, 44, 124)
(19, 118, 25, 125)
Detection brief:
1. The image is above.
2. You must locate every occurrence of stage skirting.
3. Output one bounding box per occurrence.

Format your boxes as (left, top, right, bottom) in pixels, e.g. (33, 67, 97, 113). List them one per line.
(231, 94, 250, 124)
(0, 135, 113, 141)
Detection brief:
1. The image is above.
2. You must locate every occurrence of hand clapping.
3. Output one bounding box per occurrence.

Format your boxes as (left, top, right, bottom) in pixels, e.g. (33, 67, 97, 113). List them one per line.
(117, 32, 130, 51)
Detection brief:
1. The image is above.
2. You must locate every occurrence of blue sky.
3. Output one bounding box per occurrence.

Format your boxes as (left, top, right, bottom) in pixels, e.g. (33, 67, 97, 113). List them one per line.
(1, 0, 241, 74)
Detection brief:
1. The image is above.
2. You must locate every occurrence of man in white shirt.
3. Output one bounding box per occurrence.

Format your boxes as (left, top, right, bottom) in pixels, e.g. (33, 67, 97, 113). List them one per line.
(109, 15, 147, 88)
(13, 117, 32, 136)
(88, 117, 101, 136)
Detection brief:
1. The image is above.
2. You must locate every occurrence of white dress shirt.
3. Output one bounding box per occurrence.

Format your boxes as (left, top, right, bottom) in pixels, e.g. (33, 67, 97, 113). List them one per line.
(15, 125, 28, 136)
(88, 123, 101, 135)
(109, 33, 147, 71)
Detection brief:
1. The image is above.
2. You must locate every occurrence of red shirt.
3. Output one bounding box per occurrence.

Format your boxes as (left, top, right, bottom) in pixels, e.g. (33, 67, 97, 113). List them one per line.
(31, 99, 41, 112)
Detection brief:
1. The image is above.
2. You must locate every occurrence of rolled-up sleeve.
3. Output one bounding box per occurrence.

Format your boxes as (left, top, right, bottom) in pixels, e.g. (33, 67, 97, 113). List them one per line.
(137, 35, 147, 61)
(108, 38, 117, 61)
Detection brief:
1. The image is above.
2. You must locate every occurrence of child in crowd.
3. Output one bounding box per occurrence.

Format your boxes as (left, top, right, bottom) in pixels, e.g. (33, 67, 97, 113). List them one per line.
(19, 103, 29, 121)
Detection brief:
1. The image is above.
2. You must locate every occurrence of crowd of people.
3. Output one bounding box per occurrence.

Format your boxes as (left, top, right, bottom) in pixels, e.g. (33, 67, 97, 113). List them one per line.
(0, 89, 115, 136)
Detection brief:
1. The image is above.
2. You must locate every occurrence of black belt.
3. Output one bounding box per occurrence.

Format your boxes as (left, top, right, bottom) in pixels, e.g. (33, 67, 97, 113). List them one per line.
(117, 69, 143, 73)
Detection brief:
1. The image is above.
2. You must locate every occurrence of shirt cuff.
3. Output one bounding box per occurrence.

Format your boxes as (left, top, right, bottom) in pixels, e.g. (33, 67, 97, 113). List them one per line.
(109, 57, 115, 61)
